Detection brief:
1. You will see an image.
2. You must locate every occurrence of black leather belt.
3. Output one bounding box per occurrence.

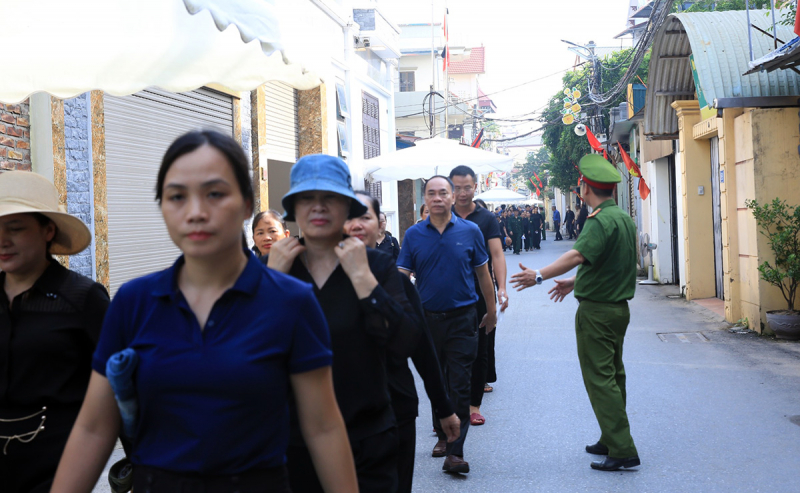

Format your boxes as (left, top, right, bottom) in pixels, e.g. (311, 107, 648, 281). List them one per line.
(424, 304, 476, 321)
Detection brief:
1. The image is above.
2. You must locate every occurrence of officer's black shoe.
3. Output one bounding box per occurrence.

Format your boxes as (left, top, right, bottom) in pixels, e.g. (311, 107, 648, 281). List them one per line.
(585, 441, 609, 455)
(590, 456, 640, 471)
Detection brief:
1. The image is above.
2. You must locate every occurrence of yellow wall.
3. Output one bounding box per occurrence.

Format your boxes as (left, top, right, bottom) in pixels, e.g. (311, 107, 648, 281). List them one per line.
(673, 100, 716, 300)
(719, 109, 743, 322)
(751, 108, 800, 330)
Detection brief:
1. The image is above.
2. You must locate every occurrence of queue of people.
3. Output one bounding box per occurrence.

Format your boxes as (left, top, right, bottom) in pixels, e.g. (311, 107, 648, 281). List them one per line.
(1, 129, 639, 493)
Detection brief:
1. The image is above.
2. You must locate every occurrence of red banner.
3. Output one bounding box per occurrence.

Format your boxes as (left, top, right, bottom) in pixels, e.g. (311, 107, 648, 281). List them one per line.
(585, 127, 604, 153)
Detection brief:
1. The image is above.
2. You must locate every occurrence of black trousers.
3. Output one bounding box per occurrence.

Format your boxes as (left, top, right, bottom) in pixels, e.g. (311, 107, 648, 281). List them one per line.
(567, 221, 575, 239)
(426, 306, 478, 457)
(554, 220, 563, 240)
(132, 465, 291, 493)
(531, 230, 541, 249)
(470, 294, 497, 407)
(287, 427, 398, 493)
(395, 419, 416, 493)
(0, 404, 80, 493)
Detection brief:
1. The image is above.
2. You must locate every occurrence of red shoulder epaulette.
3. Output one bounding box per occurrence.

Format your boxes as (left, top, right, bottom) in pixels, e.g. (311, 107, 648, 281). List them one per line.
(588, 208, 602, 219)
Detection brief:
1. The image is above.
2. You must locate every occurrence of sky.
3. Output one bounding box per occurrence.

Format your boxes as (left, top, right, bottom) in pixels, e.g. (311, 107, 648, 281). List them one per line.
(380, 0, 640, 135)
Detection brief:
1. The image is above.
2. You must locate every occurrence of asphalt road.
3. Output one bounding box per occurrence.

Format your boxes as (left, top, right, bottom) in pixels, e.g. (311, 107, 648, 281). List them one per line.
(92, 235, 800, 492)
(410, 236, 800, 493)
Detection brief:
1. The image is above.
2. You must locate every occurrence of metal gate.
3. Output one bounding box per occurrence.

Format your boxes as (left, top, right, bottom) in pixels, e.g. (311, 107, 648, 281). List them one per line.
(264, 81, 298, 162)
(710, 137, 724, 299)
(104, 87, 234, 294)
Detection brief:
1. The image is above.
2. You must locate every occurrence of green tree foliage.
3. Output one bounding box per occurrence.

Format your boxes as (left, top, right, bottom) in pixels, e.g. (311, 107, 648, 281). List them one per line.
(514, 147, 549, 194)
(540, 47, 650, 194)
(674, 0, 769, 13)
(746, 198, 800, 311)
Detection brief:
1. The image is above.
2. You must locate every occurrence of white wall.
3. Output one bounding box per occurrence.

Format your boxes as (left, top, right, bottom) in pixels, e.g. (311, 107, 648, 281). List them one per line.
(648, 157, 674, 284)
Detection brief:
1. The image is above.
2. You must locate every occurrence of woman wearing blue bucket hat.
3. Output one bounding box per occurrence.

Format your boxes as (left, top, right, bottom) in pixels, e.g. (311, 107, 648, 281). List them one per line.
(266, 154, 421, 493)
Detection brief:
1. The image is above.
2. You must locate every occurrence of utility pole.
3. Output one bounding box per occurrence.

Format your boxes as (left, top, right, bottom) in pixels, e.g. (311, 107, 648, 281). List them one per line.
(587, 40, 599, 139)
(471, 105, 478, 142)
(429, 85, 435, 138)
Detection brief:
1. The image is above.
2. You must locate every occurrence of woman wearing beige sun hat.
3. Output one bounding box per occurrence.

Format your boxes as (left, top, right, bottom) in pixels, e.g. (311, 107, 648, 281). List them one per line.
(0, 170, 110, 493)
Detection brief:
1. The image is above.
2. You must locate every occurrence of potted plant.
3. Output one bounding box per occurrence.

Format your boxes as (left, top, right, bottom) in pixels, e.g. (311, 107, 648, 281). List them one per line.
(746, 198, 800, 340)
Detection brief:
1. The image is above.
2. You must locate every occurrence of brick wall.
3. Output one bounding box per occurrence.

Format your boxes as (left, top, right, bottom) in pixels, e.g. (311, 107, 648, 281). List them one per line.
(0, 101, 31, 171)
(63, 94, 93, 278)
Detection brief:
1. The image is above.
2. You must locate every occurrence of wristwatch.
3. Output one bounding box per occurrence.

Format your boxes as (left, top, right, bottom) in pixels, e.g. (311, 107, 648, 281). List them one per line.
(535, 269, 543, 285)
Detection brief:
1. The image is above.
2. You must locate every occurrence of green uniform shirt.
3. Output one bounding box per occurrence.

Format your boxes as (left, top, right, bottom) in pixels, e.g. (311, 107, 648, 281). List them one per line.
(507, 216, 523, 234)
(572, 199, 637, 303)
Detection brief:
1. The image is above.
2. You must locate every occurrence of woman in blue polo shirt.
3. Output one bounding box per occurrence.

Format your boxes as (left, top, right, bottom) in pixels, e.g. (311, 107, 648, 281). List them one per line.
(50, 131, 358, 493)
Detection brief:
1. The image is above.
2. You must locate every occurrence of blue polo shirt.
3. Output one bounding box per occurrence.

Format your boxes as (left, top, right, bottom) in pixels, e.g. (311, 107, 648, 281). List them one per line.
(397, 214, 488, 312)
(553, 209, 561, 222)
(92, 252, 332, 474)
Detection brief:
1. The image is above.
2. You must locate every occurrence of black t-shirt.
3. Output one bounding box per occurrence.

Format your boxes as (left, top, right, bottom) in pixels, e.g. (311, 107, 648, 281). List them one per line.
(263, 248, 419, 442)
(455, 205, 502, 287)
(0, 260, 110, 407)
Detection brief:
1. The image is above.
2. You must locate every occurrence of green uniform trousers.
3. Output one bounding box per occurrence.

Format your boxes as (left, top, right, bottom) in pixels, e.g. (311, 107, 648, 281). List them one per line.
(511, 234, 522, 254)
(575, 300, 638, 458)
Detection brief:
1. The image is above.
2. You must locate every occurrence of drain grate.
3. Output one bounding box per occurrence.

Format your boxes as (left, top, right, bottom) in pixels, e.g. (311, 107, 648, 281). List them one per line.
(666, 295, 682, 299)
(657, 332, 710, 343)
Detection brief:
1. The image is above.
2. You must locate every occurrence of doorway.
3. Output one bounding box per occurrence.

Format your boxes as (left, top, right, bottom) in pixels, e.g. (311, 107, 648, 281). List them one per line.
(709, 137, 724, 300)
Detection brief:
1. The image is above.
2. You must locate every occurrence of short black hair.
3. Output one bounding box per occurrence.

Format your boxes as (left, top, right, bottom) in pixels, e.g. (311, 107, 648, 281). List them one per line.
(423, 175, 455, 193)
(584, 182, 614, 198)
(31, 212, 55, 258)
(252, 210, 287, 234)
(474, 198, 487, 209)
(448, 165, 476, 182)
(354, 190, 381, 218)
(156, 130, 254, 208)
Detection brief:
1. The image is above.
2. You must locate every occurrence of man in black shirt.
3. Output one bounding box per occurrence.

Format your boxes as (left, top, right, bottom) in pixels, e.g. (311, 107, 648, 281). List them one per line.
(565, 206, 576, 240)
(449, 166, 509, 429)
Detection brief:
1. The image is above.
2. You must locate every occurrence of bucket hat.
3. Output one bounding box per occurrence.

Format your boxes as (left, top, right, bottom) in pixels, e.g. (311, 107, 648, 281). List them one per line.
(0, 171, 92, 255)
(282, 154, 367, 222)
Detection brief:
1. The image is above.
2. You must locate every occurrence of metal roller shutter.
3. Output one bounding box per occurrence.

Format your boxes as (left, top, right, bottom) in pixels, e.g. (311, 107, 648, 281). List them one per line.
(104, 87, 234, 295)
(264, 81, 298, 162)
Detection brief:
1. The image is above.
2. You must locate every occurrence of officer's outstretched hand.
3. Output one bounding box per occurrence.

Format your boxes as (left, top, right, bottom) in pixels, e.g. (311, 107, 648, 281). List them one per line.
(510, 263, 537, 291)
(548, 277, 575, 302)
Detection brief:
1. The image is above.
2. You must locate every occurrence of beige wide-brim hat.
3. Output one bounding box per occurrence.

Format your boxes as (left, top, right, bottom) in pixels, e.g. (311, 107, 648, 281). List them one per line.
(0, 171, 91, 255)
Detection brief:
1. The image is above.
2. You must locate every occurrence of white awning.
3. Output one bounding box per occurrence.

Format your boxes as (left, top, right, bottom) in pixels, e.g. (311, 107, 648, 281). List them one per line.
(474, 186, 529, 203)
(365, 138, 514, 182)
(0, 0, 321, 103)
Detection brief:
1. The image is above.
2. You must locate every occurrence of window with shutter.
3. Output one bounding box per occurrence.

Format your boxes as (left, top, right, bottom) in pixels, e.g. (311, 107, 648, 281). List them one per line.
(362, 91, 381, 202)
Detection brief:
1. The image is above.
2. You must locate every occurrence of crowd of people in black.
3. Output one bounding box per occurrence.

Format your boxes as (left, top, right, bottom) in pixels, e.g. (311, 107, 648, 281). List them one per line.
(1, 128, 601, 493)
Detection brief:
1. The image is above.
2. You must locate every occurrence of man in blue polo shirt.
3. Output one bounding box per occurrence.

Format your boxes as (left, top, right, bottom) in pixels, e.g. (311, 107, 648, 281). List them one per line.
(397, 175, 497, 475)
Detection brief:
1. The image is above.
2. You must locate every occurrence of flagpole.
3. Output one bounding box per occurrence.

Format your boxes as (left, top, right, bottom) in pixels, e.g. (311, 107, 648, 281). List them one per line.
(430, 1, 436, 137)
(445, 4, 449, 137)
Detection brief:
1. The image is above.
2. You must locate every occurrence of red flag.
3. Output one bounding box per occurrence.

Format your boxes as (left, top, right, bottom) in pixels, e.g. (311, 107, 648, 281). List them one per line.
(533, 171, 543, 188)
(585, 127, 603, 153)
(471, 128, 484, 148)
(442, 14, 450, 72)
(529, 177, 536, 188)
(639, 177, 651, 200)
(795, 0, 800, 37)
(603, 149, 608, 160)
(536, 187, 541, 197)
(618, 145, 641, 178)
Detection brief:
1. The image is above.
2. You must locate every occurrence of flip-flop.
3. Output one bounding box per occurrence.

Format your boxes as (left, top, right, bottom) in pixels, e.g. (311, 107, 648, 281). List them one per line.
(484, 384, 494, 393)
(470, 413, 486, 426)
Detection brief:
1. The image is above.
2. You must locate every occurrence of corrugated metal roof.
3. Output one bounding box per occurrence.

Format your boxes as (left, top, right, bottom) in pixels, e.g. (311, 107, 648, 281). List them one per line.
(645, 10, 800, 138)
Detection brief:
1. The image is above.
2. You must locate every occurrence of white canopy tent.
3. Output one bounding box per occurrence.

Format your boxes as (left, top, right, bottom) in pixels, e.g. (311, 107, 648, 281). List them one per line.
(365, 137, 514, 182)
(474, 186, 529, 204)
(0, 0, 321, 103)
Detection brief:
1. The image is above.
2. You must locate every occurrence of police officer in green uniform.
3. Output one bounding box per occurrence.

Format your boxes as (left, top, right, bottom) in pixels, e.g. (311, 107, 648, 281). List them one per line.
(510, 154, 640, 472)
(506, 207, 523, 255)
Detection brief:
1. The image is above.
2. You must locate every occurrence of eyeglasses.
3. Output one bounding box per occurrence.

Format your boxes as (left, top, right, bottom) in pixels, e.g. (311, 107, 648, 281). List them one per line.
(453, 186, 474, 195)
